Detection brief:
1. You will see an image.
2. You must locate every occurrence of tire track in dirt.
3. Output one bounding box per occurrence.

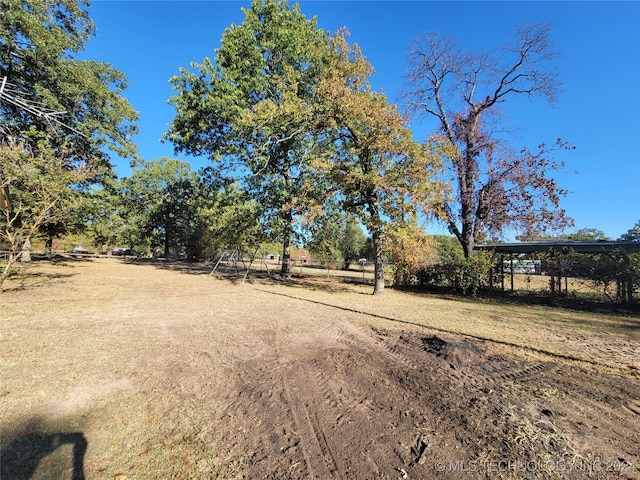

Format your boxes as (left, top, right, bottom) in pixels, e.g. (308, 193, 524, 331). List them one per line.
(260, 289, 636, 374)
(275, 319, 386, 478)
(282, 373, 341, 479)
(374, 329, 561, 392)
(416, 331, 639, 471)
(212, 312, 640, 479)
(221, 317, 357, 478)
(271, 315, 342, 479)
(332, 323, 555, 391)
(325, 320, 554, 397)
(474, 359, 555, 387)
(330, 320, 422, 370)
(548, 366, 640, 425)
(625, 400, 640, 416)
(307, 358, 375, 426)
(214, 317, 398, 478)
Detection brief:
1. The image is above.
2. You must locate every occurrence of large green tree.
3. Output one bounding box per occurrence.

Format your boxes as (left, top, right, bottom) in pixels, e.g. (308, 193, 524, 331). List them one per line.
(311, 31, 443, 294)
(1, 0, 138, 170)
(1, 0, 137, 284)
(115, 160, 262, 261)
(307, 209, 366, 270)
(85, 181, 128, 252)
(119, 158, 199, 257)
(165, 0, 327, 275)
(339, 215, 366, 270)
(188, 167, 263, 260)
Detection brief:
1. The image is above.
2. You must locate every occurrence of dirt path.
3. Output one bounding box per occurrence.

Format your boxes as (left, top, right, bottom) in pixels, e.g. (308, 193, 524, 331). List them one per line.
(1, 258, 639, 479)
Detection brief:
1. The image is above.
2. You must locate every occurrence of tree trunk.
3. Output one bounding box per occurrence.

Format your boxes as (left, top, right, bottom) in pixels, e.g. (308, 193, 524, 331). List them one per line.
(462, 228, 475, 258)
(164, 208, 172, 258)
(372, 229, 385, 295)
(460, 158, 476, 258)
(280, 209, 293, 277)
(280, 236, 291, 277)
(21, 237, 31, 263)
(0, 252, 17, 289)
(45, 235, 53, 255)
(445, 178, 476, 258)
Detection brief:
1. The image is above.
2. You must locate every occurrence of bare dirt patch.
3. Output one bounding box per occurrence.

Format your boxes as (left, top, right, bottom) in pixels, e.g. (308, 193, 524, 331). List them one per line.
(1, 257, 639, 479)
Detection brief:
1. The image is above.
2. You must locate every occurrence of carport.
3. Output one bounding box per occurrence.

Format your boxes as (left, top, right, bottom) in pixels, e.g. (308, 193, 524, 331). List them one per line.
(475, 241, 640, 301)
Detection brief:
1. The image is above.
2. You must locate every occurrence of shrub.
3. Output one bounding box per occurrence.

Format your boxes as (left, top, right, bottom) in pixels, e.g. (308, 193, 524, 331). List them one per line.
(409, 252, 495, 296)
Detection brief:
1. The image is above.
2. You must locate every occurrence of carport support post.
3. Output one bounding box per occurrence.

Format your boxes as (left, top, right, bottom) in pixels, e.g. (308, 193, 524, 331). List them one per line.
(548, 251, 556, 298)
(488, 265, 493, 290)
(510, 254, 514, 292)
(501, 254, 505, 291)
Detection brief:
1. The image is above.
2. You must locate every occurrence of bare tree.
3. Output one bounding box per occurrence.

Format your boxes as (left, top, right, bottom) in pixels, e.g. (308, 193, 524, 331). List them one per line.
(403, 23, 574, 257)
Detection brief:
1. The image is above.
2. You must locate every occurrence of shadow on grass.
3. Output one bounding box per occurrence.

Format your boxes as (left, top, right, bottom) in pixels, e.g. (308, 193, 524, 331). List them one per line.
(123, 257, 212, 275)
(1, 256, 81, 292)
(0, 418, 87, 480)
(258, 288, 638, 373)
(109, 258, 640, 327)
(395, 284, 640, 317)
(241, 270, 374, 295)
(132, 257, 372, 294)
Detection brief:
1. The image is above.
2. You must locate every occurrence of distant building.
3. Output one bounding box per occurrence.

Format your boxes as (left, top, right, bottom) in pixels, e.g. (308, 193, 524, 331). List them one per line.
(292, 248, 313, 264)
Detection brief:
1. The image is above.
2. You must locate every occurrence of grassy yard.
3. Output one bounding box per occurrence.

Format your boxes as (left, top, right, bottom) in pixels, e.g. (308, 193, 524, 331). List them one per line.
(1, 257, 638, 479)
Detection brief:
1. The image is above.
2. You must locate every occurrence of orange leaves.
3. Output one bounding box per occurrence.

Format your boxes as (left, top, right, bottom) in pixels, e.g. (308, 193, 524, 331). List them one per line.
(309, 28, 445, 230)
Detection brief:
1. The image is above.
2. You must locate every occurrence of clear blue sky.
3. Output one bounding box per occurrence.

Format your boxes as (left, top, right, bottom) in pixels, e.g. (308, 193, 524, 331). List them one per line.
(82, 1, 640, 240)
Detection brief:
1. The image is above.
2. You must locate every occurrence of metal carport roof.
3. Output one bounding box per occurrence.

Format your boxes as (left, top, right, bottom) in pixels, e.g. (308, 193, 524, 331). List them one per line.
(475, 241, 640, 255)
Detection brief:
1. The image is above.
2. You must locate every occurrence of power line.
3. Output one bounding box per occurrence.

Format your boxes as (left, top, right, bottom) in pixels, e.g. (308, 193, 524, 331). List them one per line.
(570, 180, 640, 194)
(0, 76, 85, 136)
(556, 160, 640, 176)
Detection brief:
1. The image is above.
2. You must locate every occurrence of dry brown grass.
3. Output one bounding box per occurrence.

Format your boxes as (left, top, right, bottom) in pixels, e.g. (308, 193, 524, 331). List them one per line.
(1, 257, 638, 479)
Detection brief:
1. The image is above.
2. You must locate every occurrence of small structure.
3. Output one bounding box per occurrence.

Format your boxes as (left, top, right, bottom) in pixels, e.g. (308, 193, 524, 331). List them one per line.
(476, 241, 640, 302)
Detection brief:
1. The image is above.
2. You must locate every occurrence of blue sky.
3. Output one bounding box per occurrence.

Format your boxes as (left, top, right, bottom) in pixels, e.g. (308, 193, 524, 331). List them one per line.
(82, 1, 639, 240)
